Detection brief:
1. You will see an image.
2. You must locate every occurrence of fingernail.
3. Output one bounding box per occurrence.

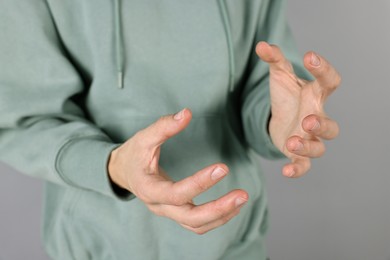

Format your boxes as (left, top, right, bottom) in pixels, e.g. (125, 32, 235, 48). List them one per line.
(287, 170, 295, 177)
(310, 52, 321, 67)
(173, 109, 185, 120)
(311, 120, 320, 131)
(211, 167, 227, 181)
(293, 141, 304, 151)
(235, 197, 248, 208)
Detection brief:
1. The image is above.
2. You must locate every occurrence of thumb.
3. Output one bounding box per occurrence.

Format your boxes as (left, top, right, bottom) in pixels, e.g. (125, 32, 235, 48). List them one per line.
(139, 108, 192, 148)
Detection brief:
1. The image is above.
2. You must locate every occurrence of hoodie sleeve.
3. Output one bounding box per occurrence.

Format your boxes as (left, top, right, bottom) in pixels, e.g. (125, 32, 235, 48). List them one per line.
(240, 0, 311, 159)
(0, 0, 132, 199)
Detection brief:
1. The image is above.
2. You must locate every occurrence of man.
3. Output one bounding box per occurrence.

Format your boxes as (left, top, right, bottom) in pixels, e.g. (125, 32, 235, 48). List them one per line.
(0, 0, 339, 259)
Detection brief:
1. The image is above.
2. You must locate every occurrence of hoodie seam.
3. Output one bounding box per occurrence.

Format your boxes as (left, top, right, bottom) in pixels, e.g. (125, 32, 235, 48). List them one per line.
(217, 0, 235, 92)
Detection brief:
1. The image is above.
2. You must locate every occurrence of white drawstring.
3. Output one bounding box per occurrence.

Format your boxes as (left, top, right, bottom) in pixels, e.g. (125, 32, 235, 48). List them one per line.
(113, 0, 124, 88)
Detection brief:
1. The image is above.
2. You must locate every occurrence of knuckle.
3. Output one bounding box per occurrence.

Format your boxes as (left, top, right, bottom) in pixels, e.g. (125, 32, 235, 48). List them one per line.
(157, 115, 172, 128)
(182, 216, 203, 229)
(317, 144, 326, 157)
(183, 224, 207, 235)
(155, 117, 171, 138)
(303, 140, 315, 157)
(329, 72, 342, 90)
(149, 116, 165, 128)
(214, 201, 227, 218)
(187, 222, 203, 229)
(180, 220, 203, 232)
(194, 229, 207, 235)
(137, 188, 154, 205)
(169, 192, 186, 206)
(182, 224, 208, 235)
(323, 120, 340, 139)
(190, 176, 208, 193)
(334, 73, 342, 86)
(159, 115, 170, 122)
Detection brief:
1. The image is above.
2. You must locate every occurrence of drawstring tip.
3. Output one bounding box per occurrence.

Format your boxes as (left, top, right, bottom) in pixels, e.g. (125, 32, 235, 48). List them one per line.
(117, 72, 124, 89)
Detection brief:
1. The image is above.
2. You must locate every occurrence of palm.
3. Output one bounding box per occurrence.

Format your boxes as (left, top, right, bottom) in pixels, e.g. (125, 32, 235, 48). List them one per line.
(256, 42, 340, 177)
(269, 68, 323, 155)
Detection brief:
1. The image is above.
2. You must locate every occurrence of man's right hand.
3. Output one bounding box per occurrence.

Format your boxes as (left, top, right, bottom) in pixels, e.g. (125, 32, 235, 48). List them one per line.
(108, 108, 248, 234)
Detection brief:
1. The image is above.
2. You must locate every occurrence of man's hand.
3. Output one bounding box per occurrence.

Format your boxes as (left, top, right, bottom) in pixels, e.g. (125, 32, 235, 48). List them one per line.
(108, 109, 248, 234)
(256, 42, 341, 178)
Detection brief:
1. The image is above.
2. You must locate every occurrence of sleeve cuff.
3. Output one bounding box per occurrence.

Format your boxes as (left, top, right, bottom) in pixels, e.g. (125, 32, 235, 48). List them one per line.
(55, 136, 135, 200)
(242, 90, 286, 160)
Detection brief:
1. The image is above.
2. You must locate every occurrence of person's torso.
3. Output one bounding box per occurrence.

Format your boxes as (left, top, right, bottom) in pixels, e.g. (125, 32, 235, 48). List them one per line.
(43, 1, 270, 259)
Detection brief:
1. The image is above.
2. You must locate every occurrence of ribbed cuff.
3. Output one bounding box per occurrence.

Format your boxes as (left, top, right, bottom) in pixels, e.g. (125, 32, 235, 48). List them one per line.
(55, 136, 134, 200)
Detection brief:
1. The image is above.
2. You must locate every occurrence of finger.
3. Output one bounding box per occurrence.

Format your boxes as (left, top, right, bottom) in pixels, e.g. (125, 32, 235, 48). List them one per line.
(137, 108, 192, 148)
(286, 136, 325, 158)
(161, 189, 248, 229)
(142, 164, 229, 205)
(302, 114, 340, 140)
(171, 164, 229, 204)
(304, 51, 341, 95)
(181, 207, 241, 235)
(256, 41, 294, 73)
(282, 157, 311, 178)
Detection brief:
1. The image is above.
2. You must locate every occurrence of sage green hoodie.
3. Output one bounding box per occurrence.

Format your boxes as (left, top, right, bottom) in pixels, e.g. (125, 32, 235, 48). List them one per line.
(0, 0, 307, 259)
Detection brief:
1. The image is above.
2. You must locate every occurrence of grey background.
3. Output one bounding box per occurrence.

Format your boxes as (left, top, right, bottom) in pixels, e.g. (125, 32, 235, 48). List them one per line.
(0, 0, 389, 259)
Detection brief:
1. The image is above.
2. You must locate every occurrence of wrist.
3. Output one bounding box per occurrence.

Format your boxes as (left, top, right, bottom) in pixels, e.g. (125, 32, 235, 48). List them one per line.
(268, 116, 287, 152)
(108, 148, 128, 191)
